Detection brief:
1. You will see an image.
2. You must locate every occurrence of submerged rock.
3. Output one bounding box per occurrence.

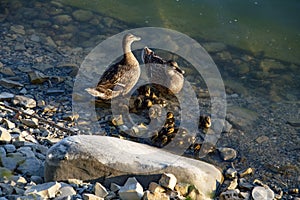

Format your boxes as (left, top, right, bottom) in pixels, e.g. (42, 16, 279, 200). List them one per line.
(45, 135, 223, 200)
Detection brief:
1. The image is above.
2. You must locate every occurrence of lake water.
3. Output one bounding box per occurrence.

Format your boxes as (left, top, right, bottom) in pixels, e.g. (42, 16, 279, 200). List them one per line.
(61, 0, 300, 65)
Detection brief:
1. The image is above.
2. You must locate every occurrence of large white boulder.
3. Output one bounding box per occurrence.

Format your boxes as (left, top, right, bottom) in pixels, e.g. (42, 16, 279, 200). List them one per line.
(45, 135, 223, 200)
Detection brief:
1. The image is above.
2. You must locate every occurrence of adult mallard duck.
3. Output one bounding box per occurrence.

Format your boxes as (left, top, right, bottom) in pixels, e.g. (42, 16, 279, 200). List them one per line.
(85, 33, 141, 100)
(142, 47, 185, 94)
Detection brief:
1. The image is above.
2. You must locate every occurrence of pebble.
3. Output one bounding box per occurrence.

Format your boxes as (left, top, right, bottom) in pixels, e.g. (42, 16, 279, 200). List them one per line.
(0, 127, 12, 143)
(0, 78, 24, 88)
(20, 118, 39, 128)
(252, 186, 275, 200)
(28, 70, 49, 84)
(24, 181, 61, 198)
(218, 147, 237, 161)
(118, 177, 144, 200)
(0, 67, 15, 76)
(3, 144, 16, 153)
(72, 9, 94, 22)
(53, 14, 72, 25)
(94, 182, 108, 198)
(10, 25, 25, 35)
(13, 95, 36, 108)
(0, 92, 15, 100)
(159, 173, 177, 190)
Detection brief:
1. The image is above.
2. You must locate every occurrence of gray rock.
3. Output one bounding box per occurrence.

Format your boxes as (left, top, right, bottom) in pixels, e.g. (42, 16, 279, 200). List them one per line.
(94, 182, 108, 198)
(13, 95, 36, 108)
(15, 43, 26, 51)
(56, 185, 76, 199)
(30, 175, 44, 184)
(72, 10, 94, 22)
(24, 181, 61, 199)
(1, 156, 19, 170)
(0, 78, 24, 88)
(0, 183, 14, 195)
(159, 173, 177, 190)
(0, 127, 11, 143)
(45, 135, 223, 200)
(17, 156, 43, 176)
(0, 147, 6, 157)
(148, 182, 165, 194)
(119, 177, 144, 200)
(225, 168, 237, 179)
(218, 147, 237, 161)
(4, 144, 16, 153)
(0, 92, 15, 100)
(252, 186, 274, 200)
(110, 183, 121, 192)
(53, 15, 72, 25)
(0, 67, 16, 76)
(30, 34, 40, 42)
(10, 25, 25, 35)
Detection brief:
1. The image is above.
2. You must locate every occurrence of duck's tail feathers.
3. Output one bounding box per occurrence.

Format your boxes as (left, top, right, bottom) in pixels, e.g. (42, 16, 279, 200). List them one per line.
(85, 88, 108, 99)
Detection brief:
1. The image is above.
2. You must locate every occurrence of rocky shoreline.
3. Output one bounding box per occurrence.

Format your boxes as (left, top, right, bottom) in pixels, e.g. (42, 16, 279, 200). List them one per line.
(0, 0, 299, 199)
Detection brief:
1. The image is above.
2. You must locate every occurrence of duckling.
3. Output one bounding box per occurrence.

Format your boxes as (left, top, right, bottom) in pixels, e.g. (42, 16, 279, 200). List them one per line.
(142, 47, 185, 94)
(199, 115, 211, 129)
(85, 33, 141, 100)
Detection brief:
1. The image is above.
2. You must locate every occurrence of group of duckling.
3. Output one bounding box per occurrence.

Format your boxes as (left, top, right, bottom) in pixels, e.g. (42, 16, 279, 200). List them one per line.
(86, 33, 211, 151)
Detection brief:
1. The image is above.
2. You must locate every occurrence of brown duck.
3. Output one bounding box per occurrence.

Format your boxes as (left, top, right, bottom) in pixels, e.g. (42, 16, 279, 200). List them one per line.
(142, 47, 185, 94)
(86, 33, 141, 100)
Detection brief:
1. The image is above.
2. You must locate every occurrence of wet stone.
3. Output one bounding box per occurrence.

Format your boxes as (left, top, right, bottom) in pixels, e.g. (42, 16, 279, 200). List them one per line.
(10, 25, 25, 35)
(202, 42, 227, 53)
(72, 9, 94, 22)
(53, 14, 72, 25)
(218, 147, 237, 161)
(20, 118, 38, 128)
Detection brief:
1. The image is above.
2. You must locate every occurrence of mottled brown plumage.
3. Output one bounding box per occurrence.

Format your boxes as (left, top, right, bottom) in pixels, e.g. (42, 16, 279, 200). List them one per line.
(86, 33, 141, 100)
(142, 47, 185, 94)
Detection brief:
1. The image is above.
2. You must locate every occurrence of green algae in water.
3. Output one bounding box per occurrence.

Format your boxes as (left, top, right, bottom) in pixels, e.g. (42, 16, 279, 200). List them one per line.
(58, 0, 300, 64)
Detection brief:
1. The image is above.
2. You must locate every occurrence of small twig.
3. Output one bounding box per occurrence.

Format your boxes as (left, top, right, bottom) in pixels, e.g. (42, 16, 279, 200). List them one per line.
(0, 102, 77, 136)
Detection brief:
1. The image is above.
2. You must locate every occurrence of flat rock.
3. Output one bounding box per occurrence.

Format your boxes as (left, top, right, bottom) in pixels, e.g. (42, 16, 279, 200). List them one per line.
(0, 92, 15, 100)
(72, 9, 94, 22)
(24, 181, 61, 199)
(28, 71, 49, 84)
(0, 78, 23, 88)
(13, 95, 36, 108)
(45, 135, 223, 200)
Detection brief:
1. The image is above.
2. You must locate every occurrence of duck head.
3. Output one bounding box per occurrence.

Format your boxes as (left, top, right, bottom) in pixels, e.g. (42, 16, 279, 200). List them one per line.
(167, 60, 185, 75)
(123, 33, 141, 53)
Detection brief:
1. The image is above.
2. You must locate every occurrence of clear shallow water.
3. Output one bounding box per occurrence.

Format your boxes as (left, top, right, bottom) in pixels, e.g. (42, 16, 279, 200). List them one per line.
(60, 0, 300, 64)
